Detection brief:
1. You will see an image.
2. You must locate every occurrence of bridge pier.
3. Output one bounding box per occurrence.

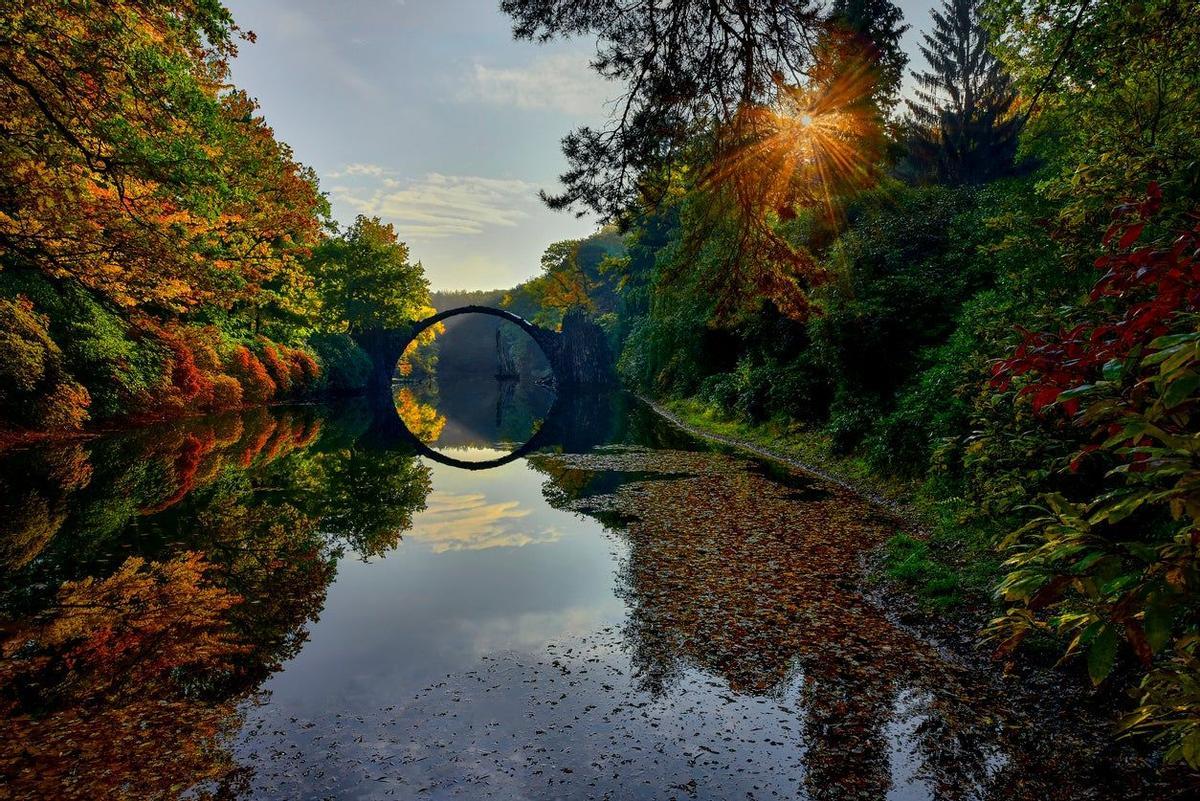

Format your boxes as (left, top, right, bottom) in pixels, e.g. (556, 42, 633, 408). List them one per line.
(354, 305, 615, 390)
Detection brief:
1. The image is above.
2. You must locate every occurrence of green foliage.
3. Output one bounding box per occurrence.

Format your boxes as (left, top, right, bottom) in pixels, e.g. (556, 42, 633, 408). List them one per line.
(987, 0, 1200, 248)
(310, 216, 432, 334)
(308, 333, 372, 396)
(827, 0, 910, 115)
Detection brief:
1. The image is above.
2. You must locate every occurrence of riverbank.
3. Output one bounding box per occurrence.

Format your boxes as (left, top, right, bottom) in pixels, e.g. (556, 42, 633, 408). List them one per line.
(641, 394, 1200, 790)
(645, 397, 1006, 622)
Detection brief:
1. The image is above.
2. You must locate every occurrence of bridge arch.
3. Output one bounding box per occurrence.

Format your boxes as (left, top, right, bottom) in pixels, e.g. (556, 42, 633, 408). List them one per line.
(400, 305, 558, 379)
(391, 393, 559, 470)
(354, 305, 614, 389)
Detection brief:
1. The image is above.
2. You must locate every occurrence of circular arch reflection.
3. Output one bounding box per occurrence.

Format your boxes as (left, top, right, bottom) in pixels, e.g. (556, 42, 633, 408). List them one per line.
(391, 391, 559, 471)
(394, 309, 558, 470)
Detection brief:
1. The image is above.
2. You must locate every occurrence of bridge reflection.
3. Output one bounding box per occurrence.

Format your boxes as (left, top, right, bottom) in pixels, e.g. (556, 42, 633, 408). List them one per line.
(360, 386, 672, 471)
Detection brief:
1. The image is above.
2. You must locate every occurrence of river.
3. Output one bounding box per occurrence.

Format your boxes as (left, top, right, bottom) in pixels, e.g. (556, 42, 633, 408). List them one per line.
(0, 379, 1164, 799)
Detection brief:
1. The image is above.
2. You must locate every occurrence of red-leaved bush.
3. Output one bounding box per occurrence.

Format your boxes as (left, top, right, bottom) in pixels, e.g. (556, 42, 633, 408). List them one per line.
(258, 342, 293, 394)
(990, 184, 1200, 766)
(227, 346, 276, 404)
(993, 182, 1194, 415)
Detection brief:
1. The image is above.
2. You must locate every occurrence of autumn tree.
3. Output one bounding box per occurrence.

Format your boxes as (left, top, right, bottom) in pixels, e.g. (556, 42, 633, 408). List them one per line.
(309, 216, 432, 334)
(522, 240, 596, 328)
(904, 0, 1020, 184)
(0, 1, 326, 313)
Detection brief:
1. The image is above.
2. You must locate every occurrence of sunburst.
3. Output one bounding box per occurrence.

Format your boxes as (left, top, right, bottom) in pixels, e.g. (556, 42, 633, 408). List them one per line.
(705, 48, 885, 222)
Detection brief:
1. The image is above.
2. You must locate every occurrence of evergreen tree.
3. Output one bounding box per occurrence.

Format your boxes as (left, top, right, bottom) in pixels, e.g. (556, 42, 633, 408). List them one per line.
(827, 0, 910, 116)
(904, 0, 1020, 184)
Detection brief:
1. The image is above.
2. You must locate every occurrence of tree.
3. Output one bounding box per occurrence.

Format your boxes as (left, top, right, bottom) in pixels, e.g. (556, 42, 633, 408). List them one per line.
(904, 0, 1020, 184)
(0, 1, 326, 312)
(500, 0, 824, 219)
(826, 0, 910, 116)
(986, 0, 1200, 247)
(523, 240, 596, 327)
(310, 216, 431, 334)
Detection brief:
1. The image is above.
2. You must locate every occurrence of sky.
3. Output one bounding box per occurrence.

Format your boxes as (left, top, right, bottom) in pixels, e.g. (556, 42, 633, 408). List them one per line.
(225, 0, 933, 292)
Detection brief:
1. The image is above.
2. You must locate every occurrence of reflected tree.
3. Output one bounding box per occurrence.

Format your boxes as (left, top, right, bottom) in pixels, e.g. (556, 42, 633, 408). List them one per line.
(0, 402, 434, 797)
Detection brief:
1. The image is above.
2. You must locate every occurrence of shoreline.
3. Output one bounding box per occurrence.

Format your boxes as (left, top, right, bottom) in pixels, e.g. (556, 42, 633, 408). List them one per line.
(640, 395, 927, 530)
(640, 392, 1193, 787)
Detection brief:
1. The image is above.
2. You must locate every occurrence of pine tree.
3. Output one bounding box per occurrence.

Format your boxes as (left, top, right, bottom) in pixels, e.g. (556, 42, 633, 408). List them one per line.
(904, 0, 1020, 184)
(827, 0, 910, 116)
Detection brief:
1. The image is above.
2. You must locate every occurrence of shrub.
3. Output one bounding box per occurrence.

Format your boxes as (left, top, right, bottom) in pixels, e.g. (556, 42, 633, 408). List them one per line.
(37, 376, 92, 430)
(226, 346, 276, 404)
(309, 333, 371, 395)
(207, 374, 244, 411)
(990, 187, 1200, 766)
(291, 348, 321, 390)
(258, 341, 293, 394)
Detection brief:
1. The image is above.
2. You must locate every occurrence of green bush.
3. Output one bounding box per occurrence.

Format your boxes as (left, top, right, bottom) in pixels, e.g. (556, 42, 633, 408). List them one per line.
(309, 333, 372, 395)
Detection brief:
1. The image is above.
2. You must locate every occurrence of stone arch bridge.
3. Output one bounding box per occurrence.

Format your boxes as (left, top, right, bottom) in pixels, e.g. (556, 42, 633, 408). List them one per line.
(353, 305, 615, 389)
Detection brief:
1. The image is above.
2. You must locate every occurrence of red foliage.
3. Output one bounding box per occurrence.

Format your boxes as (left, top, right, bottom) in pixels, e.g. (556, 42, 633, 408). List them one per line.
(258, 342, 292, 394)
(292, 349, 321, 388)
(227, 346, 276, 404)
(994, 183, 1200, 415)
(141, 431, 217, 514)
(237, 416, 277, 468)
(293, 417, 324, 449)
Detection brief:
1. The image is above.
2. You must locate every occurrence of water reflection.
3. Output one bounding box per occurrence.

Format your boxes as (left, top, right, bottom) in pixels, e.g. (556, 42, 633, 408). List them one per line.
(0, 395, 1168, 800)
(394, 376, 556, 464)
(0, 404, 432, 799)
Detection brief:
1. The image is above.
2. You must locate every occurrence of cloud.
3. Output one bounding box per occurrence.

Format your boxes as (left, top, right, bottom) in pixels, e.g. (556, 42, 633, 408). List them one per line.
(326, 162, 387, 178)
(328, 170, 540, 239)
(407, 491, 561, 553)
(457, 53, 613, 117)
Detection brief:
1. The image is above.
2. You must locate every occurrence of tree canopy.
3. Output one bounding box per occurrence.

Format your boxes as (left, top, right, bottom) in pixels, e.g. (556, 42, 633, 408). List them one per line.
(500, 0, 825, 219)
(0, 0, 327, 312)
(309, 216, 432, 334)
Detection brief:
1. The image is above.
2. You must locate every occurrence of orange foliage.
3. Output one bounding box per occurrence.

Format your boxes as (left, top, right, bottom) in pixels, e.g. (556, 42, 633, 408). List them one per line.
(0, 1, 326, 313)
(259, 341, 293, 394)
(208, 374, 244, 411)
(394, 387, 447, 442)
(0, 552, 249, 800)
(238, 413, 278, 468)
(227, 346, 276, 404)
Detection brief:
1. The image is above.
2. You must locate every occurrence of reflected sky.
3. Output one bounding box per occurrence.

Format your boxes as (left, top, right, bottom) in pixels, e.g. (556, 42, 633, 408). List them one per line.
(255, 450, 626, 721)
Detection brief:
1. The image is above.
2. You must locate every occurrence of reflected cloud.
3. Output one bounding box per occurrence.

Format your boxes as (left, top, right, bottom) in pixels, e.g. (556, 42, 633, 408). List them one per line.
(408, 491, 559, 553)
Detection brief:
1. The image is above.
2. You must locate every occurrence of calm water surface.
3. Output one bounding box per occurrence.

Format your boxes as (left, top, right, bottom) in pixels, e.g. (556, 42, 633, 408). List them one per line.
(0, 380, 1161, 800)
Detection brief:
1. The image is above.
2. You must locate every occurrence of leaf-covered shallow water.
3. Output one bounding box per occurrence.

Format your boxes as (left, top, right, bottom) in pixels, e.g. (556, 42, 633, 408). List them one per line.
(0, 385, 1171, 799)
